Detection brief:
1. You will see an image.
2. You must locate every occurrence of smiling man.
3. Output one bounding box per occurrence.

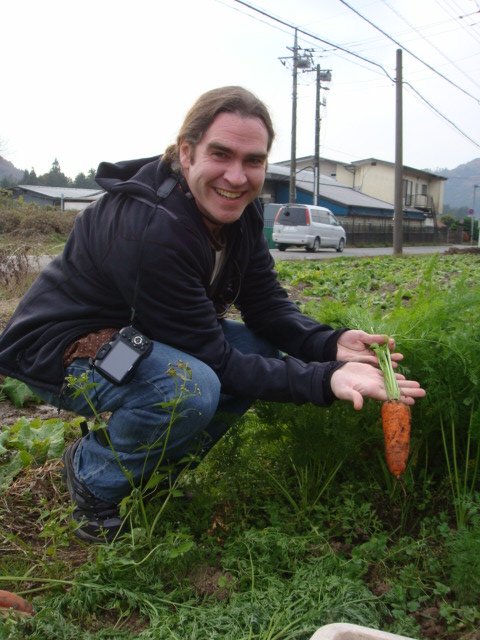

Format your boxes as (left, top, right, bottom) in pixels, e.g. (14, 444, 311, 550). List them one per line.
(178, 111, 269, 229)
(0, 86, 425, 543)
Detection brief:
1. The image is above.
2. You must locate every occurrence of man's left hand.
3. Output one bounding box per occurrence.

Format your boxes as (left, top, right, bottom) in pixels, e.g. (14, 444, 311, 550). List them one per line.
(336, 330, 402, 366)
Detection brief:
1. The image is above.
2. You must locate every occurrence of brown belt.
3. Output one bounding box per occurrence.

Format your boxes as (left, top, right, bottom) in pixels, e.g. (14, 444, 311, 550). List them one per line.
(63, 328, 117, 368)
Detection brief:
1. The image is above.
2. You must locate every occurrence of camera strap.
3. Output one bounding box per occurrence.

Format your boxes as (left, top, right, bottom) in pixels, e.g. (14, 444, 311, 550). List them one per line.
(129, 175, 178, 324)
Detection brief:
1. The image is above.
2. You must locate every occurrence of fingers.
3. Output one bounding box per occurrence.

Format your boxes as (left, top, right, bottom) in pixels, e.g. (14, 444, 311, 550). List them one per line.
(330, 362, 426, 410)
(361, 332, 395, 350)
(390, 352, 404, 363)
(352, 391, 364, 411)
(338, 386, 364, 411)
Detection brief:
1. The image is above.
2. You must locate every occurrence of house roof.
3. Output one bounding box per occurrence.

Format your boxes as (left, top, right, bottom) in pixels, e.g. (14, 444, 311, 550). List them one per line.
(17, 185, 104, 201)
(273, 154, 344, 167)
(267, 164, 420, 212)
(273, 155, 446, 181)
(351, 158, 447, 180)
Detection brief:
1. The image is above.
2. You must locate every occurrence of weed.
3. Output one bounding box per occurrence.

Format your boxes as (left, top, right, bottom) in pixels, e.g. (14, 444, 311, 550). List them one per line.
(1, 253, 480, 638)
(440, 406, 480, 528)
(446, 512, 480, 604)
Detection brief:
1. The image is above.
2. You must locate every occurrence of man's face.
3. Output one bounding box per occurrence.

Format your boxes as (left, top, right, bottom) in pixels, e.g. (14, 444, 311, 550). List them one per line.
(179, 112, 269, 227)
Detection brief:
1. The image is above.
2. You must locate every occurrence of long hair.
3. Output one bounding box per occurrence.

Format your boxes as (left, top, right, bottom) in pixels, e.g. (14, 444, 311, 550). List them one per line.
(163, 86, 275, 171)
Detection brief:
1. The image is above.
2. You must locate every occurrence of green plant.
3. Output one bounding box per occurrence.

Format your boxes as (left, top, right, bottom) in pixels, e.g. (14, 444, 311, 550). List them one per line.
(0, 415, 71, 491)
(440, 406, 480, 528)
(265, 456, 343, 517)
(2, 253, 480, 638)
(0, 376, 42, 407)
(65, 363, 201, 546)
(446, 512, 480, 604)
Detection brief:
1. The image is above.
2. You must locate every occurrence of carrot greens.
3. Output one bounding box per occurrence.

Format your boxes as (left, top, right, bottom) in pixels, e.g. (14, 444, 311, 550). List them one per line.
(371, 339, 400, 401)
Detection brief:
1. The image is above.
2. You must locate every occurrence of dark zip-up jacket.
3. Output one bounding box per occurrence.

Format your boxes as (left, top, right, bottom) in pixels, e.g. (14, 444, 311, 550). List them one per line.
(0, 157, 345, 405)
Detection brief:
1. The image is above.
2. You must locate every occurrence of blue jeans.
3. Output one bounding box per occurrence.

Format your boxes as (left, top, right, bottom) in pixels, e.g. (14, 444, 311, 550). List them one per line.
(33, 320, 279, 503)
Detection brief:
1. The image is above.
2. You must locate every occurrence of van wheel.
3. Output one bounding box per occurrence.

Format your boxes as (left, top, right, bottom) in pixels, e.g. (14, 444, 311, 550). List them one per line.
(336, 238, 345, 253)
(277, 244, 287, 252)
(307, 237, 321, 253)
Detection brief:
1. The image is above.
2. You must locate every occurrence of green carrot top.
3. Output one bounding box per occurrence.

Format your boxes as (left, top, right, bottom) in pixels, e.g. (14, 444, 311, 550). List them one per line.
(371, 338, 400, 401)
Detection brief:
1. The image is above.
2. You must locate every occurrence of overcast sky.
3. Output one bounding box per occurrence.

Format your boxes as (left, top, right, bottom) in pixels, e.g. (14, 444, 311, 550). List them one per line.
(2, 0, 480, 179)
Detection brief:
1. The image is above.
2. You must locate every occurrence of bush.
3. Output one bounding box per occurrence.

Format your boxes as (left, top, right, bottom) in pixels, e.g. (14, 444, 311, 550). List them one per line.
(0, 194, 76, 238)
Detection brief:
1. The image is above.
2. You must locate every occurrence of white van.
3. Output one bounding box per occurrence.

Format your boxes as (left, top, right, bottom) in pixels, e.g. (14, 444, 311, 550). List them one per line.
(272, 204, 346, 253)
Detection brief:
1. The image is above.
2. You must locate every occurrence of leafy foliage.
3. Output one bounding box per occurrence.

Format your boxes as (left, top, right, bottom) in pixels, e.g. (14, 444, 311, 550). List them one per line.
(0, 377, 41, 407)
(1, 252, 480, 638)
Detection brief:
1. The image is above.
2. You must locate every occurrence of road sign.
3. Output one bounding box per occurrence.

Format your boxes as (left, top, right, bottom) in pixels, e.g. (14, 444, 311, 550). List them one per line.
(467, 208, 474, 217)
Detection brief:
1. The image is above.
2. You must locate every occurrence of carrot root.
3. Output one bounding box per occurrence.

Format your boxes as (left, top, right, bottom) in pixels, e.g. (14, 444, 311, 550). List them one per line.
(381, 400, 411, 479)
(0, 589, 34, 616)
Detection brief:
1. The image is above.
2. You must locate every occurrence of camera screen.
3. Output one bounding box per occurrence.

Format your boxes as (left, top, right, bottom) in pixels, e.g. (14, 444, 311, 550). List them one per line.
(97, 341, 140, 380)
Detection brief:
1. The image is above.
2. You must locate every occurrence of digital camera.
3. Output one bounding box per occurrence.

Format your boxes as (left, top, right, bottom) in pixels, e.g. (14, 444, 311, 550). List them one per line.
(93, 326, 153, 385)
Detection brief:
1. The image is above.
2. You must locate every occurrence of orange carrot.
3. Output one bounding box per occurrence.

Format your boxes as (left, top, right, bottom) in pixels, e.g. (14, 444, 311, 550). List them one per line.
(371, 339, 412, 479)
(0, 589, 34, 616)
(381, 400, 411, 478)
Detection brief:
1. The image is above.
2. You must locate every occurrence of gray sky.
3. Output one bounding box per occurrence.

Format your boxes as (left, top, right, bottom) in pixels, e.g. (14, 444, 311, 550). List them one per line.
(2, 0, 480, 178)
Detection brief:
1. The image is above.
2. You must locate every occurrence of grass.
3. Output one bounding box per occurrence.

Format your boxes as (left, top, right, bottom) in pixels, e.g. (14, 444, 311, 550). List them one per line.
(0, 204, 480, 638)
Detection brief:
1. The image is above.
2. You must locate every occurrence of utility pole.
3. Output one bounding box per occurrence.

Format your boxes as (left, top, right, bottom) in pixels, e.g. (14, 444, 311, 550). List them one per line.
(313, 65, 332, 206)
(314, 66, 320, 205)
(474, 184, 480, 247)
(280, 31, 313, 204)
(393, 48, 404, 256)
(290, 29, 299, 203)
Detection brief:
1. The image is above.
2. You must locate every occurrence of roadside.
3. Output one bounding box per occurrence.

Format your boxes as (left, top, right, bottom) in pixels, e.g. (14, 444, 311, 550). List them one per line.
(269, 244, 472, 261)
(34, 244, 475, 269)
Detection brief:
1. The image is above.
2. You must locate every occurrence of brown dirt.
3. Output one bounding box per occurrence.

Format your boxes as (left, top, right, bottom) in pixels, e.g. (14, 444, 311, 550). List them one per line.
(0, 456, 90, 587)
(0, 298, 19, 331)
(444, 246, 480, 254)
(188, 564, 234, 601)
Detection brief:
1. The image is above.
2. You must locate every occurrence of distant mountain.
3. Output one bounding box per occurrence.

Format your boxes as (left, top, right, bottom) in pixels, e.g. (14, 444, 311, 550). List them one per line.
(434, 158, 480, 210)
(0, 156, 23, 184)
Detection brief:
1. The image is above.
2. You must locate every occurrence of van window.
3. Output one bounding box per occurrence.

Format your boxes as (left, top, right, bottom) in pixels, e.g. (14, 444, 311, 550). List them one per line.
(319, 211, 330, 224)
(276, 206, 307, 226)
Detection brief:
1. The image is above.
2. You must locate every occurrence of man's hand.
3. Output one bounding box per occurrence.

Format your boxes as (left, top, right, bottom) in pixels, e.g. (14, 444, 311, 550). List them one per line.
(330, 362, 426, 410)
(336, 330, 402, 367)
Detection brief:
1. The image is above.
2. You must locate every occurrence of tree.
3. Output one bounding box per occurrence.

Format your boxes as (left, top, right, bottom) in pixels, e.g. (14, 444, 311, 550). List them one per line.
(87, 168, 98, 188)
(73, 172, 89, 188)
(21, 168, 38, 185)
(440, 214, 457, 229)
(37, 158, 72, 187)
(73, 168, 98, 188)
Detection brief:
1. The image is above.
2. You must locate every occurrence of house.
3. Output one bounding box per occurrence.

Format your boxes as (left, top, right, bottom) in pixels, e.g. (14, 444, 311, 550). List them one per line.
(260, 164, 433, 248)
(14, 185, 104, 211)
(262, 164, 425, 223)
(272, 156, 446, 227)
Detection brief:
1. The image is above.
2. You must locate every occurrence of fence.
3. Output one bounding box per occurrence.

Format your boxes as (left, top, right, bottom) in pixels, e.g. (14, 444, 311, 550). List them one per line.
(339, 220, 466, 247)
(262, 217, 468, 249)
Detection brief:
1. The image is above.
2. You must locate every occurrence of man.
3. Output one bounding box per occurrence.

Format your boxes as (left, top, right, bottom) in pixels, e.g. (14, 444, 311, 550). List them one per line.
(0, 86, 425, 543)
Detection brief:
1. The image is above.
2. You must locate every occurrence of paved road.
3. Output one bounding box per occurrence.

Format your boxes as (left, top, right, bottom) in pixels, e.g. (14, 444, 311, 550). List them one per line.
(269, 245, 466, 261)
(34, 244, 467, 270)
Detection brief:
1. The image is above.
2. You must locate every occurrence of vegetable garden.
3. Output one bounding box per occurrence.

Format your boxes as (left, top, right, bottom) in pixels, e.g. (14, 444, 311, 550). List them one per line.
(1, 248, 480, 640)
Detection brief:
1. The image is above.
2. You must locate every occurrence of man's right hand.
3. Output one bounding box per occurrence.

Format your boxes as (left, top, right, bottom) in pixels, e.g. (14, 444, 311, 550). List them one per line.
(330, 362, 426, 411)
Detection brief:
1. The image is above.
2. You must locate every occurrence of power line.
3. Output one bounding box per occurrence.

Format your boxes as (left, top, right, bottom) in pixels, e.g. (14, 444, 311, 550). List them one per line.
(380, 0, 480, 91)
(435, 0, 480, 46)
(229, 0, 396, 82)
(227, 0, 480, 153)
(337, 0, 480, 105)
(404, 82, 480, 149)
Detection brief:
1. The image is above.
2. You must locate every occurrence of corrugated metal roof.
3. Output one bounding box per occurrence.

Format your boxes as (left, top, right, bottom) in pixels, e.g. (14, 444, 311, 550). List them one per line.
(18, 185, 104, 200)
(266, 164, 421, 213)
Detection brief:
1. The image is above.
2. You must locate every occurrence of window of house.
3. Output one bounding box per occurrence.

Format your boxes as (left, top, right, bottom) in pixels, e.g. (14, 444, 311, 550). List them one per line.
(402, 179, 413, 205)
